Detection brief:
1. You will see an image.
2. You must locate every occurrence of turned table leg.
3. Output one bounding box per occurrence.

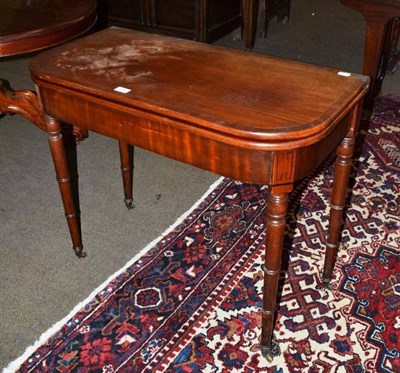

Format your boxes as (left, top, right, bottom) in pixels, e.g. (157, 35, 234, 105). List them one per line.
(44, 114, 85, 258)
(118, 141, 134, 210)
(322, 106, 360, 286)
(260, 191, 289, 360)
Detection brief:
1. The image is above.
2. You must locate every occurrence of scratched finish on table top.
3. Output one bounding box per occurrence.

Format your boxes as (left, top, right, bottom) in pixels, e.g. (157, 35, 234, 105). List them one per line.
(30, 28, 368, 142)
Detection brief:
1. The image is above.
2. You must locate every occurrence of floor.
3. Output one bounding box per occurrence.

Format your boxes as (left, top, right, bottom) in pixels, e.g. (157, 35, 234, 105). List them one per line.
(0, 0, 399, 368)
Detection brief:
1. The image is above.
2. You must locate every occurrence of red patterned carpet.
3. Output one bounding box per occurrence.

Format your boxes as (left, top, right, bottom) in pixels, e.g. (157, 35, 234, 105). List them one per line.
(5, 95, 400, 372)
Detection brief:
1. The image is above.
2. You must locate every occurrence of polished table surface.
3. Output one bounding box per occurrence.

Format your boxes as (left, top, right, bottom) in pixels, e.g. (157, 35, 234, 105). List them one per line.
(30, 28, 369, 359)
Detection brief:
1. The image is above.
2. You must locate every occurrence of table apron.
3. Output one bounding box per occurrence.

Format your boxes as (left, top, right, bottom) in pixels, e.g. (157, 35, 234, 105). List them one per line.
(38, 86, 353, 186)
(293, 114, 352, 180)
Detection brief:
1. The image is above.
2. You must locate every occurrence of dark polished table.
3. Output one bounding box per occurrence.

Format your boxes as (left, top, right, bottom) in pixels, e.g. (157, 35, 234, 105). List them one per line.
(340, 0, 400, 99)
(0, 0, 97, 133)
(30, 28, 368, 358)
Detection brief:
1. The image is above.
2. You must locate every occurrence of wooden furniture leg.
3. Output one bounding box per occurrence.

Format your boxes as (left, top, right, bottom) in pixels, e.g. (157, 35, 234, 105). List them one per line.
(322, 104, 360, 286)
(44, 113, 85, 258)
(118, 141, 134, 209)
(340, 0, 399, 102)
(242, 0, 259, 50)
(260, 191, 290, 360)
(363, 20, 389, 99)
(385, 18, 400, 74)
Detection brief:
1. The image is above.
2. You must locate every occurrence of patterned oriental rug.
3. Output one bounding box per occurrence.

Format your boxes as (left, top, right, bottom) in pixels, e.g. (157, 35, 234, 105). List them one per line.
(5, 95, 400, 372)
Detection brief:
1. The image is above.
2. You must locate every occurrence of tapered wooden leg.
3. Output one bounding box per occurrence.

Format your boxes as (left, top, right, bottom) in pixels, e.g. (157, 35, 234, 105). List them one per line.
(118, 141, 134, 210)
(44, 114, 85, 258)
(260, 192, 289, 360)
(322, 106, 361, 286)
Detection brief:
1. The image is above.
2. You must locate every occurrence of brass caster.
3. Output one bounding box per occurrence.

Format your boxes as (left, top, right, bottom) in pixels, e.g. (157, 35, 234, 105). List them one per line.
(260, 337, 280, 362)
(73, 245, 87, 258)
(124, 198, 134, 210)
(321, 277, 333, 291)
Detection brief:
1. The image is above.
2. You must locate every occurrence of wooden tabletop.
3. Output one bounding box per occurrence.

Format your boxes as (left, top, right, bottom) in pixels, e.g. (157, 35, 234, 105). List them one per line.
(30, 28, 368, 150)
(0, 0, 97, 57)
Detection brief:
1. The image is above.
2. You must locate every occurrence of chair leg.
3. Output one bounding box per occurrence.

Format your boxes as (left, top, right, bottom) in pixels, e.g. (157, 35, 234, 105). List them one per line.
(118, 141, 134, 210)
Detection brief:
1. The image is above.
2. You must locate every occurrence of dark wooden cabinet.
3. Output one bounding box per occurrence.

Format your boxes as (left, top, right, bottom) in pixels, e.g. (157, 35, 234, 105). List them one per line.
(97, 0, 242, 43)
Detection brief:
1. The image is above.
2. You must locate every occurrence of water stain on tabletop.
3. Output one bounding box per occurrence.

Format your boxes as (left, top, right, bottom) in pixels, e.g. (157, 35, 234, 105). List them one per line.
(54, 40, 184, 83)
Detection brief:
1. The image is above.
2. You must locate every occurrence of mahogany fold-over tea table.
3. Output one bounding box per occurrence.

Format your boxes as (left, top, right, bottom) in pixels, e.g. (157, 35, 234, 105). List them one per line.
(29, 28, 369, 359)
